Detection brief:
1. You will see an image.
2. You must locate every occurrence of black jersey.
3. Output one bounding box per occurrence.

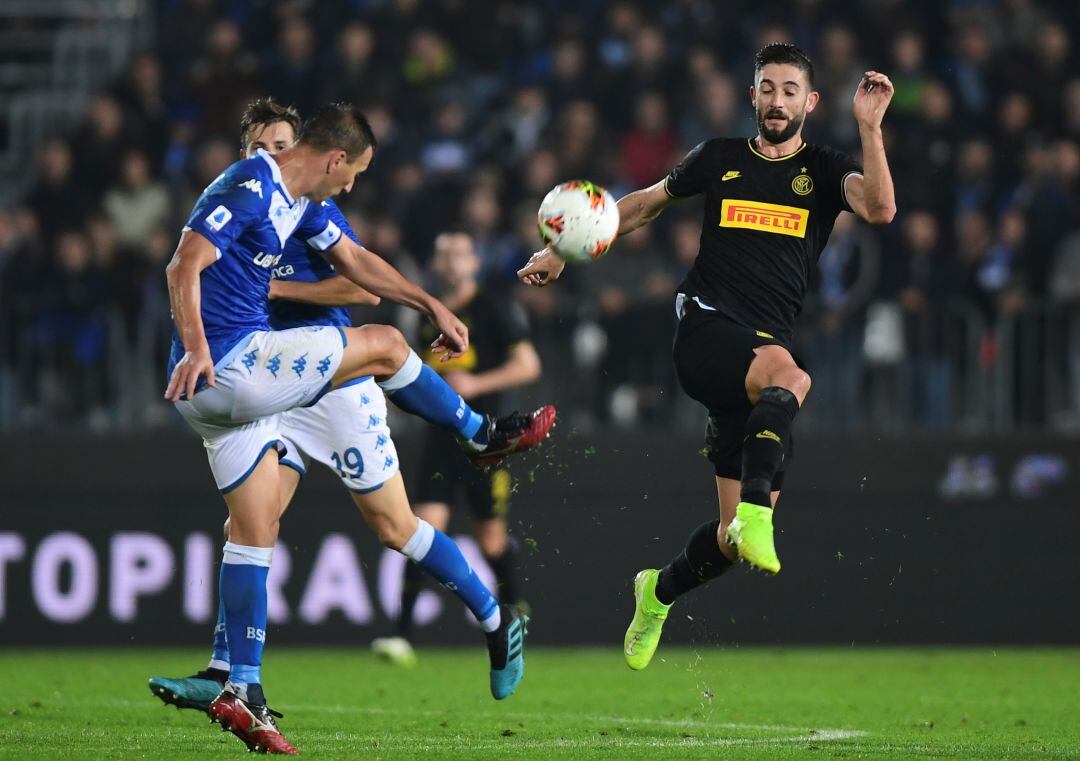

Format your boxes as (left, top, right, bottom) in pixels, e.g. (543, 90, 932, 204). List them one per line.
(419, 288, 531, 412)
(665, 137, 862, 344)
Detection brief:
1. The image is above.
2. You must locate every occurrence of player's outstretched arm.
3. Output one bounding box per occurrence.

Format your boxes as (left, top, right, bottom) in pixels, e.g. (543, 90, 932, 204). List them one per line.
(269, 276, 381, 306)
(846, 71, 897, 225)
(164, 230, 219, 401)
(324, 235, 469, 357)
(518, 180, 677, 287)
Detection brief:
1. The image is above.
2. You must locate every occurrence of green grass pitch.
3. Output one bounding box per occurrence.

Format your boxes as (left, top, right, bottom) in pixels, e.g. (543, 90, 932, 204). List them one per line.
(1, 647, 1077, 759)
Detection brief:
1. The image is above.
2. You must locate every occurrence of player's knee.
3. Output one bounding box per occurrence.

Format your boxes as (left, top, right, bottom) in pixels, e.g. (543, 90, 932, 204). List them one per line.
(376, 520, 411, 551)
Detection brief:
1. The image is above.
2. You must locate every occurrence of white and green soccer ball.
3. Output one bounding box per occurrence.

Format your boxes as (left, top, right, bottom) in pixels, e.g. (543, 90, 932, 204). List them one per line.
(537, 180, 620, 264)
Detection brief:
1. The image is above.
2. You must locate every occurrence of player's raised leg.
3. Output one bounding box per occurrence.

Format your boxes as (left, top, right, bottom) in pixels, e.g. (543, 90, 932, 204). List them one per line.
(332, 324, 556, 466)
(355, 473, 528, 700)
(728, 345, 809, 573)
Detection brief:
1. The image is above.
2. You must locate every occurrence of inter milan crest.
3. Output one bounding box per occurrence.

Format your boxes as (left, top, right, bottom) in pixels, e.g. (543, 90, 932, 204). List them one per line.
(792, 167, 813, 196)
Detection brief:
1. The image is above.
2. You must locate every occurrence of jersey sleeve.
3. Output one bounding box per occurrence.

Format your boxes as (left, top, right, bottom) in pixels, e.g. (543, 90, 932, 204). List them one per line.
(293, 200, 344, 252)
(185, 167, 268, 255)
(820, 147, 863, 214)
(322, 200, 362, 247)
(664, 140, 715, 198)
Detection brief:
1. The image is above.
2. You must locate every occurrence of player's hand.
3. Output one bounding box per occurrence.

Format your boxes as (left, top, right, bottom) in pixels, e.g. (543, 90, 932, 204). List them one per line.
(429, 304, 469, 361)
(853, 71, 894, 129)
(517, 247, 566, 287)
(164, 345, 215, 403)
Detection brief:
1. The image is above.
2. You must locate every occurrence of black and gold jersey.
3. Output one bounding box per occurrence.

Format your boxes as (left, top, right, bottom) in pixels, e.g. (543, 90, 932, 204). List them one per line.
(666, 137, 862, 344)
(418, 288, 531, 412)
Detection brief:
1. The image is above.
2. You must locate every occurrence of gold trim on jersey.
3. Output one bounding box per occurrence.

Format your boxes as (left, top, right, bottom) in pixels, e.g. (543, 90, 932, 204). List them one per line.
(720, 199, 809, 238)
(746, 137, 807, 162)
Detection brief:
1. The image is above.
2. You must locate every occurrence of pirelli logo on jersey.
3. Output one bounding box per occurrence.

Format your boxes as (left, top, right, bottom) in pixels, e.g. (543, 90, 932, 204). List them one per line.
(719, 199, 808, 238)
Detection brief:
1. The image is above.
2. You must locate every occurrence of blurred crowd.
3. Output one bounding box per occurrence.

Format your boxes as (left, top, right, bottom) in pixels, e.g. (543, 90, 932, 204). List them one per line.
(2, 0, 1080, 432)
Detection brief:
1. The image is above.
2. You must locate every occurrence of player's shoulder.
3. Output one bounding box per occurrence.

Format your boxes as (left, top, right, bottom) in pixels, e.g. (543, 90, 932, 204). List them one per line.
(205, 155, 274, 206)
(804, 142, 860, 169)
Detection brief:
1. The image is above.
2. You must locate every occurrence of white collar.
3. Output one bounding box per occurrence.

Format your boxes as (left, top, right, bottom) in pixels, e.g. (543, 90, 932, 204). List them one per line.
(255, 148, 296, 206)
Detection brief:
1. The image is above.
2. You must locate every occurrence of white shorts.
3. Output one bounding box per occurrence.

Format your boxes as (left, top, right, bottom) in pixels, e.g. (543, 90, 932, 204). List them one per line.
(279, 378, 399, 493)
(177, 326, 347, 425)
(176, 326, 351, 493)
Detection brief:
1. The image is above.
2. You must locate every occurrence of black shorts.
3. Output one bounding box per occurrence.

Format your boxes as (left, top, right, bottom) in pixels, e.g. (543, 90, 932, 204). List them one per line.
(411, 428, 513, 521)
(672, 301, 795, 487)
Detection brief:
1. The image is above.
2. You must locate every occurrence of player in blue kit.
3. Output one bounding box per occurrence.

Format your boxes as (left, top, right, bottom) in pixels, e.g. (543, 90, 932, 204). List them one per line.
(162, 102, 553, 754)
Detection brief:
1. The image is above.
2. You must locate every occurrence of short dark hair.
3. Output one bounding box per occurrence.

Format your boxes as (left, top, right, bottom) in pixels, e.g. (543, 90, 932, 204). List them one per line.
(298, 103, 377, 162)
(754, 42, 815, 87)
(239, 97, 301, 149)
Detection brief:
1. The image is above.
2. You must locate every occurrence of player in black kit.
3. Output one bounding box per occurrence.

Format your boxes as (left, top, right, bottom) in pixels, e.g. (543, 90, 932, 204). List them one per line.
(518, 43, 896, 669)
(374, 232, 543, 666)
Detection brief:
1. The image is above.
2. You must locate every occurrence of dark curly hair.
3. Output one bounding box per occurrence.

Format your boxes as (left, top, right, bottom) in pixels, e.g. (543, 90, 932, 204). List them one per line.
(754, 42, 815, 87)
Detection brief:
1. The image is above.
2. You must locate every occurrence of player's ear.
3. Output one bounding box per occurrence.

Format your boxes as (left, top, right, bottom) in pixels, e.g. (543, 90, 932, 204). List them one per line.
(749, 85, 757, 106)
(805, 90, 820, 113)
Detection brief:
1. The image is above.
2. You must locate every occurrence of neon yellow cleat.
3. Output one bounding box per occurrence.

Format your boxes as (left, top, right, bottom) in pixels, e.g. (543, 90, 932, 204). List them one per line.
(623, 569, 671, 671)
(726, 502, 781, 574)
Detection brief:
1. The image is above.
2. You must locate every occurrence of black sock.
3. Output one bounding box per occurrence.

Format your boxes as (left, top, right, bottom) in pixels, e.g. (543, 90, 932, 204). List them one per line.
(654, 519, 734, 605)
(740, 386, 799, 506)
(398, 560, 426, 639)
(484, 537, 520, 605)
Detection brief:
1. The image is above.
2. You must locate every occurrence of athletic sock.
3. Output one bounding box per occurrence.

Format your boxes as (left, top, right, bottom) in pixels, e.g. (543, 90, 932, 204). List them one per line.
(378, 349, 485, 442)
(484, 537, 520, 605)
(397, 559, 426, 639)
(401, 519, 501, 632)
(219, 542, 272, 703)
(207, 597, 230, 673)
(740, 386, 799, 507)
(654, 519, 734, 605)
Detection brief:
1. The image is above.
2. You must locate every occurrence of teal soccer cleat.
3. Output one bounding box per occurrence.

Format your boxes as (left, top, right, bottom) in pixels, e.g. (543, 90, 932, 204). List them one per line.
(486, 605, 529, 700)
(148, 670, 227, 713)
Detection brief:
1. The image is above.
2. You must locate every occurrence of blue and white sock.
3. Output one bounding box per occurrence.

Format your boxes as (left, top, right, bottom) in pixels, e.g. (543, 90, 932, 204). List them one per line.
(207, 597, 230, 673)
(379, 350, 486, 443)
(219, 542, 272, 695)
(402, 519, 501, 632)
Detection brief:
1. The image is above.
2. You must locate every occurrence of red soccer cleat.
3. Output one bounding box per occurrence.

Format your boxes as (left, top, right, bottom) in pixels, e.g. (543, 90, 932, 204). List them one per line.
(208, 686, 298, 755)
(465, 405, 557, 467)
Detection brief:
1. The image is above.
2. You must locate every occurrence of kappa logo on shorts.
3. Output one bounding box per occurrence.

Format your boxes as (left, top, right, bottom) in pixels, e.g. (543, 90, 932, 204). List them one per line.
(369, 414, 381, 427)
(720, 199, 809, 238)
(266, 353, 282, 379)
(316, 354, 332, 378)
(375, 434, 388, 450)
(292, 353, 308, 379)
(242, 350, 258, 374)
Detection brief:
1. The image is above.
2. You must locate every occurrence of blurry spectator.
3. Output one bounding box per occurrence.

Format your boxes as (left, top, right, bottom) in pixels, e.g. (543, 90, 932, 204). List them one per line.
(420, 102, 472, 177)
(896, 211, 957, 428)
(113, 53, 169, 167)
(74, 96, 132, 192)
(889, 30, 930, 117)
(26, 140, 91, 239)
(949, 22, 996, 118)
(954, 139, 996, 215)
(619, 92, 678, 188)
(804, 213, 881, 430)
(321, 22, 383, 105)
(103, 150, 171, 250)
(1049, 230, 1080, 424)
(581, 225, 676, 423)
(187, 19, 261, 136)
(265, 16, 319, 115)
(490, 87, 550, 163)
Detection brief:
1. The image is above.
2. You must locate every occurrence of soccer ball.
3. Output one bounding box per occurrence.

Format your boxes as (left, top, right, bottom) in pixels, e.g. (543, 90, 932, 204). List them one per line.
(537, 180, 620, 263)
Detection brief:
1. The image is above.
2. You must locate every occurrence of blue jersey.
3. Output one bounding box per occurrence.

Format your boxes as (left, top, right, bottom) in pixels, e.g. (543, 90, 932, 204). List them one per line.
(167, 149, 342, 378)
(268, 200, 358, 330)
